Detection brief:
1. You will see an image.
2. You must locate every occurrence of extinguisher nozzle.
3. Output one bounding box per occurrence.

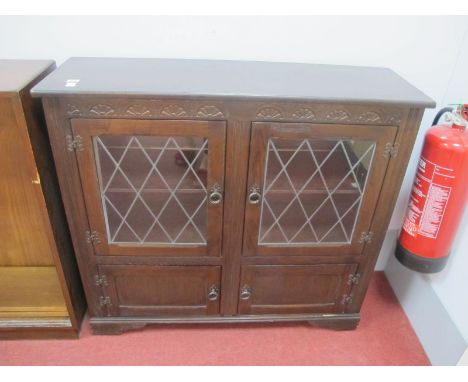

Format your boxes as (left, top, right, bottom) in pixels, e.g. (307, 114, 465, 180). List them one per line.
(395, 242, 449, 274)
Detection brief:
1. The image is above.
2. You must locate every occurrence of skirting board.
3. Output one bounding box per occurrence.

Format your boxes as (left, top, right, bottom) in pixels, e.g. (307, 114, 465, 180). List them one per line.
(385, 240, 467, 365)
(458, 347, 468, 366)
(375, 228, 400, 270)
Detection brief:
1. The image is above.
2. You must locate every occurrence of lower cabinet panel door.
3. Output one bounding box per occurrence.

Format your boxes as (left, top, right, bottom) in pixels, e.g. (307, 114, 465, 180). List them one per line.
(238, 264, 358, 315)
(98, 265, 221, 316)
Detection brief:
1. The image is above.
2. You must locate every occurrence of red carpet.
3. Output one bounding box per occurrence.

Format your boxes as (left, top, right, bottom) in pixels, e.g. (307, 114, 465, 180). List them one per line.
(0, 272, 430, 365)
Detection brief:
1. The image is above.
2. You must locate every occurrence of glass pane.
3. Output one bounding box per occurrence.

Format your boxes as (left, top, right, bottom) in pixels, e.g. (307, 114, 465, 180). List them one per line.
(258, 138, 375, 245)
(94, 135, 208, 245)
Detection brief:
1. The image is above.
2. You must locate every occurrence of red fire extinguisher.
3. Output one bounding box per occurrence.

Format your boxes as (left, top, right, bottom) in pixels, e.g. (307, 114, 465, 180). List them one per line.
(396, 104, 468, 273)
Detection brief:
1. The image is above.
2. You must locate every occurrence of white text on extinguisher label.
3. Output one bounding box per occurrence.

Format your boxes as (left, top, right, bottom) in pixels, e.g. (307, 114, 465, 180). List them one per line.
(402, 156, 453, 239)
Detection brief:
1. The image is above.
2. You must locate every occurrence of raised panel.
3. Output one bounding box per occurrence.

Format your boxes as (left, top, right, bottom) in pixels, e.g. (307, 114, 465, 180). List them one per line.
(99, 265, 221, 316)
(238, 264, 357, 315)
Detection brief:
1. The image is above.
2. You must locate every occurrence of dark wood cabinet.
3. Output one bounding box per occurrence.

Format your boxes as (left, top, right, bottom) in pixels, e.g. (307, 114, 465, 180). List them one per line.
(31, 58, 434, 334)
(0, 60, 85, 339)
(71, 118, 226, 257)
(238, 264, 358, 315)
(98, 265, 221, 317)
(243, 122, 397, 257)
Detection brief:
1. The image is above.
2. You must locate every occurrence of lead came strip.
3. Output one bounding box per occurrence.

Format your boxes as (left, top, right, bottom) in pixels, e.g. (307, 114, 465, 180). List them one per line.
(258, 138, 375, 245)
(94, 135, 209, 245)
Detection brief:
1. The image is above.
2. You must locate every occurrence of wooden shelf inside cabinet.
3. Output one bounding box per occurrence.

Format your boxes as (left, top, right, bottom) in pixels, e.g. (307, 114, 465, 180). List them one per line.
(0, 60, 86, 339)
(31, 58, 435, 335)
(0, 267, 69, 318)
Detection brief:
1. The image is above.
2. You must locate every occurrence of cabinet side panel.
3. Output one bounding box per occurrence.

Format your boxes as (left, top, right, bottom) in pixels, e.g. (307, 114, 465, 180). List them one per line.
(350, 108, 424, 311)
(19, 81, 86, 328)
(42, 97, 102, 318)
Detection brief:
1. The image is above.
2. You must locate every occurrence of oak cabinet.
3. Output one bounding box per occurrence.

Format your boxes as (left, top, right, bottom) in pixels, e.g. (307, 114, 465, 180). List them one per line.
(98, 265, 221, 317)
(71, 118, 225, 257)
(238, 264, 358, 315)
(0, 60, 85, 339)
(31, 58, 434, 334)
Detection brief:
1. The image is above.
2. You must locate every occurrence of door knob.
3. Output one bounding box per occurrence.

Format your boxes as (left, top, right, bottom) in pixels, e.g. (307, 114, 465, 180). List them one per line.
(207, 285, 220, 301)
(248, 186, 262, 204)
(240, 285, 252, 300)
(208, 184, 223, 205)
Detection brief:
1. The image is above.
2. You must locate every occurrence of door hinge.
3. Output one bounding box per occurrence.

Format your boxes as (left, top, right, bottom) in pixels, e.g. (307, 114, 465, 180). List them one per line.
(66, 135, 84, 151)
(383, 142, 399, 158)
(99, 296, 112, 306)
(358, 231, 373, 244)
(85, 230, 101, 244)
(341, 294, 353, 305)
(347, 273, 361, 286)
(95, 275, 108, 287)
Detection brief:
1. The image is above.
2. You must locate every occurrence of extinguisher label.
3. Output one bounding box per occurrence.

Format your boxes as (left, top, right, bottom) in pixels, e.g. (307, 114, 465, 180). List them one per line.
(402, 156, 453, 239)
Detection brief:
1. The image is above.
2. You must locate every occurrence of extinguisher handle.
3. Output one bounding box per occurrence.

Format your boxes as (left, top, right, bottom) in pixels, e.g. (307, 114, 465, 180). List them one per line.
(432, 107, 454, 126)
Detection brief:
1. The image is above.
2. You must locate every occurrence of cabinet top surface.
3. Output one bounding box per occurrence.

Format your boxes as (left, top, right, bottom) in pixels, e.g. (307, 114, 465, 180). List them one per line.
(31, 57, 435, 107)
(0, 60, 55, 93)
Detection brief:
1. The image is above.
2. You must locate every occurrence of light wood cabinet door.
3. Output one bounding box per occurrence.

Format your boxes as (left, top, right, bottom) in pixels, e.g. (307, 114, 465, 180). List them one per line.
(0, 96, 53, 266)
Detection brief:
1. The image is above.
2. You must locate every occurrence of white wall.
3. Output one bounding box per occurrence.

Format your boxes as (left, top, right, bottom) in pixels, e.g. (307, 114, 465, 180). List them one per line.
(1, 14, 467, 357)
(429, 28, 468, 343)
(384, 23, 468, 359)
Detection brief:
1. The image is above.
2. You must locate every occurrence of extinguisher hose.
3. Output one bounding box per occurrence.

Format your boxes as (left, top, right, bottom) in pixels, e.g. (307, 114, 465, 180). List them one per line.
(432, 107, 453, 126)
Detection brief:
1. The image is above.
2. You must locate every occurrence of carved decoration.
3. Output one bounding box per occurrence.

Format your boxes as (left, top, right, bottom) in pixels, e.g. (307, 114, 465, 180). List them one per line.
(254, 105, 403, 125)
(61, 99, 404, 126)
(67, 104, 81, 116)
(161, 105, 188, 117)
(356, 111, 382, 124)
(292, 108, 316, 120)
(196, 105, 224, 118)
(89, 104, 115, 116)
(256, 107, 283, 119)
(126, 105, 151, 117)
(384, 114, 402, 125)
(324, 110, 351, 122)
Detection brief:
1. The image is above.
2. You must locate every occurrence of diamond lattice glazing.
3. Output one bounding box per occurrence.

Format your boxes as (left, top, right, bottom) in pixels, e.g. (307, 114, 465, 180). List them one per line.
(258, 138, 375, 245)
(94, 135, 208, 245)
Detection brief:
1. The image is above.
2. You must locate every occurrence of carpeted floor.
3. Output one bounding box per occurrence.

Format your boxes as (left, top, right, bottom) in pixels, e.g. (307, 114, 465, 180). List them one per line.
(0, 272, 430, 365)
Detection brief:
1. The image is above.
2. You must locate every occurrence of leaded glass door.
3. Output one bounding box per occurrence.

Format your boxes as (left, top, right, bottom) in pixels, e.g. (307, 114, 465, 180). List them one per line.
(71, 119, 226, 257)
(243, 122, 397, 256)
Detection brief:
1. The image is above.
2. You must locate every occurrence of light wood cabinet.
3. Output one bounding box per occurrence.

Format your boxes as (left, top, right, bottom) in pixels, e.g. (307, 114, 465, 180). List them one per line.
(0, 60, 85, 339)
(32, 58, 434, 334)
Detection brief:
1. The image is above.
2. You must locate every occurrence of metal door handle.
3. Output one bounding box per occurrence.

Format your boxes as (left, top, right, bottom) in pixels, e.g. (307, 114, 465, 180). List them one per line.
(207, 285, 220, 301)
(248, 186, 262, 204)
(240, 285, 252, 300)
(208, 184, 223, 205)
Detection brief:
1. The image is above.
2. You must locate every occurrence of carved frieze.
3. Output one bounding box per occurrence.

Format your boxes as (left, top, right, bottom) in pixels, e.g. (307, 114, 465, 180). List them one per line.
(256, 107, 283, 119)
(384, 114, 402, 125)
(197, 105, 224, 118)
(356, 111, 382, 124)
(63, 99, 404, 126)
(324, 109, 351, 122)
(89, 104, 115, 116)
(196, 105, 224, 118)
(254, 104, 403, 126)
(160, 105, 188, 117)
(67, 104, 81, 116)
(291, 108, 317, 120)
(126, 105, 151, 117)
